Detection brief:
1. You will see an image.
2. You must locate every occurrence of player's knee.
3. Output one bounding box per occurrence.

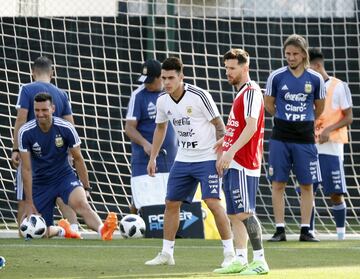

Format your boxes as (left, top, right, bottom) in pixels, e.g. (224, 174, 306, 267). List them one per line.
(203, 199, 222, 213)
(330, 194, 344, 204)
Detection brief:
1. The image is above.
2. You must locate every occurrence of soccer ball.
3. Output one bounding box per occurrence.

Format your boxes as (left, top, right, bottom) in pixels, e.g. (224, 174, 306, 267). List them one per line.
(119, 214, 146, 238)
(0, 256, 5, 270)
(20, 214, 47, 239)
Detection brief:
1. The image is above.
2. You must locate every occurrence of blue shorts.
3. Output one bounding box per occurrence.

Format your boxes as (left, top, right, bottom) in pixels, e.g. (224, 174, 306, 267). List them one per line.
(166, 160, 220, 203)
(223, 168, 259, 214)
(313, 154, 346, 195)
(33, 173, 82, 226)
(268, 139, 320, 185)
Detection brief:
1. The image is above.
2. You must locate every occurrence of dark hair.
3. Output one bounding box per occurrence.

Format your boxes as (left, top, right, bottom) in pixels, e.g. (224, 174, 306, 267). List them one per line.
(34, 92, 53, 103)
(162, 57, 183, 73)
(283, 34, 309, 67)
(223, 49, 250, 65)
(308, 48, 324, 62)
(32, 56, 53, 72)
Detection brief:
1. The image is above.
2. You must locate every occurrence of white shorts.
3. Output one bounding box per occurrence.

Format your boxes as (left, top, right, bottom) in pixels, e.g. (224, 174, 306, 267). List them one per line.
(131, 173, 169, 209)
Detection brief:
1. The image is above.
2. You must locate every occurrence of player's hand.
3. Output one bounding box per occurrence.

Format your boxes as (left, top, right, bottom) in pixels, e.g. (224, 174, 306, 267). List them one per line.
(319, 127, 330, 144)
(22, 201, 39, 221)
(219, 150, 235, 170)
(11, 151, 21, 168)
(147, 159, 156, 177)
(213, 138, 224, 154)
(143, 142, 152, 156)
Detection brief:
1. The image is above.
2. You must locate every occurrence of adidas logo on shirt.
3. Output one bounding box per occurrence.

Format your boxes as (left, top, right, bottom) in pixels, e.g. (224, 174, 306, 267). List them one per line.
(210, 188, 218, 194)
(281, 84, 289, 90)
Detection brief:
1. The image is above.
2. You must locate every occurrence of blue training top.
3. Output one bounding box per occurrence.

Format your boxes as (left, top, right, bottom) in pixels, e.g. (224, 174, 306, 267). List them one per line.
(16, 81, 72, 120)
(265, 66, 325, 143)
(18, 117, 80, 186)
(126, 85, 177, 177)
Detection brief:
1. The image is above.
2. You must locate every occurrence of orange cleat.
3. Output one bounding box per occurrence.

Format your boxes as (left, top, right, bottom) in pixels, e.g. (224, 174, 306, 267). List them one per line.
(58, 219, 82, 239)
(101, 212, 118, 241)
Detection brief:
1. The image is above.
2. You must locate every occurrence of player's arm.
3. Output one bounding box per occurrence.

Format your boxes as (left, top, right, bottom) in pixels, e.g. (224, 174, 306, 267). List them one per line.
(11, 108, 28, 168)
(20, 150, 38, 218)
(63, 114, 75, 125)
(314, 99, 325, 119)
(69, 146, 91, 190)
(264, 95, 276, 116)
(125, 119, 152, 156)
(147, 122, 168, 177)
(219, 117, 258, 169)
(210, 116, 225, 176)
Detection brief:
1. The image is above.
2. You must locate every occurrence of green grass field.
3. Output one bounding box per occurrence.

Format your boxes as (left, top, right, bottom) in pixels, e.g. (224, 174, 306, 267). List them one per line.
(0, 238, 359, 279)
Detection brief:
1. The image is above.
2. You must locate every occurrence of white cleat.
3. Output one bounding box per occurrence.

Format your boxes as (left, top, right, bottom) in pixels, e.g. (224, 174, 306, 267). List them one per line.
(145, 252, 175, 266)
(221, 251, 236, 268)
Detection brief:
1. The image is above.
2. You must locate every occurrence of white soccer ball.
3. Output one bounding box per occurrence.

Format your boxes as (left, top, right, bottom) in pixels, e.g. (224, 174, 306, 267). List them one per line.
(0, 256, 5, 270)
(20, 214, 47, 239)
(119, 214, 146, 238)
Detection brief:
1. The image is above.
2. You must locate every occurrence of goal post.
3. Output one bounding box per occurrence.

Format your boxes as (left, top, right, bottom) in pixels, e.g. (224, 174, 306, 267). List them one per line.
(0, 0, 359, 238)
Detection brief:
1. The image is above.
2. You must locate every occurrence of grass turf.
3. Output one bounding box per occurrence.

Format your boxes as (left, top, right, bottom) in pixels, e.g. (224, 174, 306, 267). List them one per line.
(0, 238, 359, 278)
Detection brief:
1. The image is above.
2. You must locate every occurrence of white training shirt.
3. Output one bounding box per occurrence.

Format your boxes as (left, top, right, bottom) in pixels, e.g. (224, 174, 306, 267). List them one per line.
(316, 77, 352, 159)
(156, 83, 220, 162)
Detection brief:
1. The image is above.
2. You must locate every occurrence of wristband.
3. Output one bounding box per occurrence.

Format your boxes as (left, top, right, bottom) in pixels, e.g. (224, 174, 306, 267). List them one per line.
(12, 149, 19, 153)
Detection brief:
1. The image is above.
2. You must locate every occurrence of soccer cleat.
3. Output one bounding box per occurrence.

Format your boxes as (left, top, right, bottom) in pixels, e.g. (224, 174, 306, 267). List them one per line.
(58, 219, 82, 239)
(268, 231, 286, 242)
(221, 251, 236, 267)
(299, 232, 320, 242)
(145, 252, 175, 266)
(213, 260, 247, 274)
(240, 260, 269, 275)
(101, 212, 118, 241)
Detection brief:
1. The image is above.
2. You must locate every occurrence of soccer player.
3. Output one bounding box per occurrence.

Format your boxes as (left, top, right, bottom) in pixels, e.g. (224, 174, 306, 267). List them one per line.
(145, 57, 234, 267)
(265, 34, 325, 242)
(11, 56, 80, 234)
(213, 49, 269, 275)
(309, 48, 353, 240)
(125, 59, 177, 213)
(18, 93, 117, 240)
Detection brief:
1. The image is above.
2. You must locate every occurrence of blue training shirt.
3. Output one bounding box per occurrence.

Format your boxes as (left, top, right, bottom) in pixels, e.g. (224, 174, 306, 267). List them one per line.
(16, 81, 72, 120)
(18, 117, 81, 186)
(266, 66, 325, 143)
(126, 85, 177, 177)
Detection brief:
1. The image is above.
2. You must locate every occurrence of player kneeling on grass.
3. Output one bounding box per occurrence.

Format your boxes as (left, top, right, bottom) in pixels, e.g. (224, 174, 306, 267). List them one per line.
(19, 93, 117, 240)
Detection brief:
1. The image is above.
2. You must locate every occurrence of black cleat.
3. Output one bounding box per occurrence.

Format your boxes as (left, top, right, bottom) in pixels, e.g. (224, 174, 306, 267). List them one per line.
(268, 231, 287, 242)
(299, 232, 320, 242)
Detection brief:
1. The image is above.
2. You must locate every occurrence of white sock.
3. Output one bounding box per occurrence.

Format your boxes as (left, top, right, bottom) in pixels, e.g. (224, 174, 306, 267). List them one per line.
(276, 223, 285, 228)
(70, 224, 79, 232)
(235, 248, 248, 265)
(336, 227, 346, 240)
(162, 239, 175, 257)
(253, 249, 265, 262)
(221, 238, 234, 255)
(98, 224, 104, 236)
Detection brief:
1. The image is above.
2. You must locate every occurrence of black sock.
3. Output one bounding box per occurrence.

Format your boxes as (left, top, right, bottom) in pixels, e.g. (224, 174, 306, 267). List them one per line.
(276, 226, 285, 234)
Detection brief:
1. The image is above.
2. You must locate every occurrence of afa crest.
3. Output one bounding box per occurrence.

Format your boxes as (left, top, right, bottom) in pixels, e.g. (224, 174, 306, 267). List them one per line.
(186, 106, 192, 116)
(55, 134, 64, 147)
(142, 66, 148, 75)
(304, 82, 312, 94)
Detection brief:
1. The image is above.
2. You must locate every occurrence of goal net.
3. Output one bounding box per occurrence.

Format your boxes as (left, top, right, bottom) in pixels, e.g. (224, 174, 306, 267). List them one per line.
(0, 0, 359, 238)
